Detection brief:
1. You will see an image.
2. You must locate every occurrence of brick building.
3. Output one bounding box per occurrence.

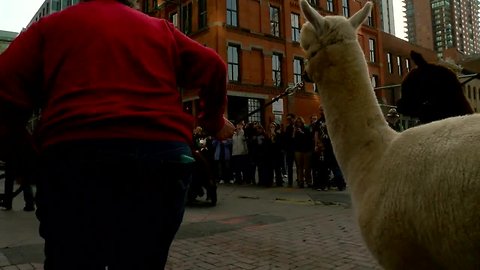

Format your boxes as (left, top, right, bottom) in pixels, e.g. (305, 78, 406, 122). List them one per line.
(138, 0, 383, 127)
(19, 0, 447, 128)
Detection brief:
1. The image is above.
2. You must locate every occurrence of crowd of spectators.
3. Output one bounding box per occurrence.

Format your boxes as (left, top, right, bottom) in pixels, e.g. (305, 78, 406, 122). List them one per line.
(192, 107, 346, 191)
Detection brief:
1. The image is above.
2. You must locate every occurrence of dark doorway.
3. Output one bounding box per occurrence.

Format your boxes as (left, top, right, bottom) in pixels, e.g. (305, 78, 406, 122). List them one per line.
(227, 96, 264, 124)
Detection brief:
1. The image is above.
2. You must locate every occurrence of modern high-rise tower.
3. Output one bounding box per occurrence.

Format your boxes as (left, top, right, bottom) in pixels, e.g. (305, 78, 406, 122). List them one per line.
(404, 0, 480, 58)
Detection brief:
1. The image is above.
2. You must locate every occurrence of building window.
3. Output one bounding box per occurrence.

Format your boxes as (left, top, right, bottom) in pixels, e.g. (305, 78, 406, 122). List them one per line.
(270, 5, 280, 37)
(368, 38, 376, 62)
(309, 0, 319, 7)
(53, 0, 60, 11)
(367, 11, 373, 26)
(198, 0, 207, 29)
(326, 0, 334, 12)
(397, 56, 402, 76)
(53, 0, 62, 11)
(170, 12, 178, 28)
(272, 53, 282, 87)
(371, 74, 378, 88)
(228, 45, 240, 82)
(293, 58, 303, 84)
(387, 53, 393, 73)
(142, 0, 149, 13)
(342, 0, 349, 17)
(291, 13, 300, 42)
(181, 3, 192, 34)
(405, 58, 411, 72)
(226, 0, 238, 27)
(248, 99, 261, 123)
(183, 101, 193, 114)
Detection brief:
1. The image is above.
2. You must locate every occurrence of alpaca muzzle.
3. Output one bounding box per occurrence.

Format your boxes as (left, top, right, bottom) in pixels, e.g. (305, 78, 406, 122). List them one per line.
(302, 71, 313, 83)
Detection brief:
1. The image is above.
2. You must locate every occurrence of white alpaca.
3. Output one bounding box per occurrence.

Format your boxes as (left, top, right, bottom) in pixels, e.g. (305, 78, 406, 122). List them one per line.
(299, 1, 480, 269)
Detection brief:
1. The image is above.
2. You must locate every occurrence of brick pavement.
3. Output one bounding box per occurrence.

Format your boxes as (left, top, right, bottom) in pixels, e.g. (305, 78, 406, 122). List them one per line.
(166, 204, 380, 270)
(0, 184, 381, 269)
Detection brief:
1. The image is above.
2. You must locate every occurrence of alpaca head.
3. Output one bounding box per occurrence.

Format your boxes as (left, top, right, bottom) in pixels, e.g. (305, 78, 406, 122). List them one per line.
(396, 51, 473, 123)
(299, 0, 373, 83)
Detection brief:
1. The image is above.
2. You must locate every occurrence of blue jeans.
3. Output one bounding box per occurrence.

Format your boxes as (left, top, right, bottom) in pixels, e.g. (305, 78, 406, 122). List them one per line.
(36, 140, 193, 270)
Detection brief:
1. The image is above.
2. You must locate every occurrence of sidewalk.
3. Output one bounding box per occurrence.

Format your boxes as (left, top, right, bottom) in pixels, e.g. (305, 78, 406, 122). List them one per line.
(0, 183, 380, 269)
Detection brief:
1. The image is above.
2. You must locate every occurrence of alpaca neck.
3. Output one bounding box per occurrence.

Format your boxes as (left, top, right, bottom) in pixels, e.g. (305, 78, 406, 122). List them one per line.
(315, 41, 397, 196)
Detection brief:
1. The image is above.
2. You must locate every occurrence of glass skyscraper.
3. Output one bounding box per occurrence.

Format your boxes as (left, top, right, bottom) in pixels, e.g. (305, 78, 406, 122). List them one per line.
(404, 0, 480, 57)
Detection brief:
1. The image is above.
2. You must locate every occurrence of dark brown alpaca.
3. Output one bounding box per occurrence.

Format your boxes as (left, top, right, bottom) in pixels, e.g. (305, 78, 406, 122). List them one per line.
(396, 51, 474, 124)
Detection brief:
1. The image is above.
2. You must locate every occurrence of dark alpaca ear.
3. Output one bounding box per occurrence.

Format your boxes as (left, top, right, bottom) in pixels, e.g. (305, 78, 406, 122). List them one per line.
(411, 51, 428, 67)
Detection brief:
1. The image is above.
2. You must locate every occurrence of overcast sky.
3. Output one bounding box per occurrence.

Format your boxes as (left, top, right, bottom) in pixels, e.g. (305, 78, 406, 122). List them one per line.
(0, 0, 407, 38)
(393, 0, 407, 39)
(0, 0, 45, 33)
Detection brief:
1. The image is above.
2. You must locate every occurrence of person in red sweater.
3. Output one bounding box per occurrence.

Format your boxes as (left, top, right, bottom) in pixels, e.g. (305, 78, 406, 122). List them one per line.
(0, 0, 234, 269)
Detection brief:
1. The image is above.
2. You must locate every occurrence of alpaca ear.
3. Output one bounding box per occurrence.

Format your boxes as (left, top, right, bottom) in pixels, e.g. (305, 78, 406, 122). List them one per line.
(411, 51, 428, 67)
(300, 0, 325, 33)
(349, 2, 373, 29)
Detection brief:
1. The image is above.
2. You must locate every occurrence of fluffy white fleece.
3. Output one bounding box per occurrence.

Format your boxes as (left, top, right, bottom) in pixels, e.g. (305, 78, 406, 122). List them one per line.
(299, 1, 480, 269)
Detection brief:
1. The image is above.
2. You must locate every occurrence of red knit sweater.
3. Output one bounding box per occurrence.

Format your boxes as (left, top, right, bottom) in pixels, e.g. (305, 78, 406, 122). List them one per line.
(0, 0, 226, 150)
